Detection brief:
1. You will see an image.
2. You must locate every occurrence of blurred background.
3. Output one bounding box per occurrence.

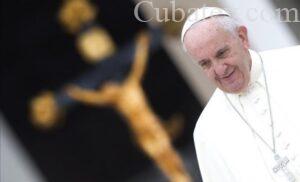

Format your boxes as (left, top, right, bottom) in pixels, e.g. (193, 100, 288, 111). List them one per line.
(1, 0, 299, 182)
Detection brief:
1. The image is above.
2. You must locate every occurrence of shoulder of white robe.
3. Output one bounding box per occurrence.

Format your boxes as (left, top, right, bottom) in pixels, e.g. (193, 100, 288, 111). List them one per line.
(193, 89, 226, 136)
(260, 45, 300, 57)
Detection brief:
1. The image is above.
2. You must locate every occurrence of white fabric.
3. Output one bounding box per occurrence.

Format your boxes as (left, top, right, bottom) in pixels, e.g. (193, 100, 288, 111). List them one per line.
(194, 46, 300, 182)
(181, 7, 230, 45)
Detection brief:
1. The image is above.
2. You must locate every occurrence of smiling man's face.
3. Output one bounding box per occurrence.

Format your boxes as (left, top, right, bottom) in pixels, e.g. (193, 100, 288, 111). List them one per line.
(183, 18, 252, 93)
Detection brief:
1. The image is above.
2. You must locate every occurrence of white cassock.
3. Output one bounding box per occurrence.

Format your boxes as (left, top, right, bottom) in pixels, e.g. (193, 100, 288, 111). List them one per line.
(194, 45, 300, 182)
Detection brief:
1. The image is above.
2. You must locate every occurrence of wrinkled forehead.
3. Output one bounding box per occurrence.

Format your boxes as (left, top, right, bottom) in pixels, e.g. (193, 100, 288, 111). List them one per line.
(184, 17, 225, 42)
(184, 20, 231, 57)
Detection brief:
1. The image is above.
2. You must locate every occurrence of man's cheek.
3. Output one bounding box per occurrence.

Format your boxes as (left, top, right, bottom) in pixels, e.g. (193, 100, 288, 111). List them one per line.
(207, 73, 215, 82)
(203, 71, 211, 79)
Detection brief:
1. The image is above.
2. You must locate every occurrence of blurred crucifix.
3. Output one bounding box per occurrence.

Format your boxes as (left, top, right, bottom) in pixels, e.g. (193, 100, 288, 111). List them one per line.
(65, 32, 191, 182)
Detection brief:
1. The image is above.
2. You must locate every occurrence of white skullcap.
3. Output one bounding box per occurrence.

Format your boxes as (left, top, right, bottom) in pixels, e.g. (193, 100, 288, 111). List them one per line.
(181, 7, 230, 46)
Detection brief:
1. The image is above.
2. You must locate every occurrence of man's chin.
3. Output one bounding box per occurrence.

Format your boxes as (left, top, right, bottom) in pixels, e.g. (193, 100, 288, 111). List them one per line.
(217, 76, 249, 94)
(220, 83, 245, 94)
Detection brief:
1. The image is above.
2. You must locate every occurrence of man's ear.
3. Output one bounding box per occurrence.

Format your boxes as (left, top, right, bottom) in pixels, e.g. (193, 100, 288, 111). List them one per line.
(237, 26, 249, 49)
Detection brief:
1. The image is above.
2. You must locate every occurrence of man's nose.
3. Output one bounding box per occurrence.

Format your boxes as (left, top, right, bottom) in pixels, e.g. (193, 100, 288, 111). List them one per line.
(213, 62, 228, 77)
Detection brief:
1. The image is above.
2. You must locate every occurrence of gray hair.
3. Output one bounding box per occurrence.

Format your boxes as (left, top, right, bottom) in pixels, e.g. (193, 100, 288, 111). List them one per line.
(211, 15, 241, 36)
(183, 15, 241, 51)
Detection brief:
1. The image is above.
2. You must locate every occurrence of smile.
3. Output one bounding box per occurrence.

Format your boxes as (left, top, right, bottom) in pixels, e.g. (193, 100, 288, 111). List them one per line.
(223, 69, 235, 79)
(220, 69, 236, 83)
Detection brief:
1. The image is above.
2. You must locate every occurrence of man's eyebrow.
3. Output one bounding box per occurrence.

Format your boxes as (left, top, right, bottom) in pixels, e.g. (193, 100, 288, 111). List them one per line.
(215, 45, 229, 57)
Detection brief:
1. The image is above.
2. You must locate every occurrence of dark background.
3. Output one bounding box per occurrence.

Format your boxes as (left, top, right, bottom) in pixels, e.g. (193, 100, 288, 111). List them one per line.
(1, 0, 203, 181)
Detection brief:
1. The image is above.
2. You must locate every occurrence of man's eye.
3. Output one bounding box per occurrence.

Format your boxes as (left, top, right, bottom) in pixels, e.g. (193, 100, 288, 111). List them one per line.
(200, 61, 209, 68)
(218, 49, 229, 58)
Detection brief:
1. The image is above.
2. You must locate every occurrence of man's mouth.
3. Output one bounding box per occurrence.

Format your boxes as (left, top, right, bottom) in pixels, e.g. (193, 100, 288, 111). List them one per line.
(222, 69, 235, 79)
(218, 69, 234, 80)
(219, 69, 236, 83)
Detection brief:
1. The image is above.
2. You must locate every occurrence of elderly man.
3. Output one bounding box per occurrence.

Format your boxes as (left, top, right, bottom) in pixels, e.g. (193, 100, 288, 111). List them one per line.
(181, 7, 300, 182)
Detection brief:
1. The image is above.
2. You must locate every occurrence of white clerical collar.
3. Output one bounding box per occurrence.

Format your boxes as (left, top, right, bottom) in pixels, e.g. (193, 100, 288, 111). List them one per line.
(248, 49, 263, 87)
(237, 49, 264, 96)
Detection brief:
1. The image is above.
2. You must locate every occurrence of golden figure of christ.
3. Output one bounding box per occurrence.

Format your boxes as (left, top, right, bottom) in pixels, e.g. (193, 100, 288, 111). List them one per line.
(66, 32, 191, 182)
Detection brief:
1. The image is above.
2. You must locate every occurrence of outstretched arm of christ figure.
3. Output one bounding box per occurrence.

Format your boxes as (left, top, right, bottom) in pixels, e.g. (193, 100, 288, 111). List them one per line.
(65, 82, 120, 106)
(126, 31, 150, 83)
